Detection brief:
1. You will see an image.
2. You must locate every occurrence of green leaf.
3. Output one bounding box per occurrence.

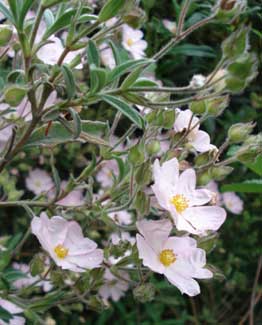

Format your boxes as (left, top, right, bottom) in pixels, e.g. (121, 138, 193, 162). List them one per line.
(98, 0, 125, 22)
(26, 121, 109, 147)
(245, 155, 262, 176)
(221, 180, 262, 193)
(89, 65, 107, 93)
(61, 65, 76, 100)
(18, 0, 34, 29)
(68, 107, 82, 139)
(108, 40, 122, 65)
(170, 44, 216, 58)
(87, 40, 100, 67)
(108, 59, 153, 84)
(101, 95, 144, 129)
(0, 306, 12, 323)
(0, 3, 14, 24)
(121, 66, 145, 90)
(132, 78, 159, 88)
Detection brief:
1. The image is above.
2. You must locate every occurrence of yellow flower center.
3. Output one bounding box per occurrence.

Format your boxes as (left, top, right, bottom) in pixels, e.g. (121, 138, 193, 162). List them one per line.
(127, 38, 134, 46)
(54, 244, 69, 259)
(159, 249, 176, 267)
(170, 194, 189, 213)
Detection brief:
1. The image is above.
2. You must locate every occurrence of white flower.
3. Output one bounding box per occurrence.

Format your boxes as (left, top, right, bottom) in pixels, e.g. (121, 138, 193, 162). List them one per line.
(174, 109, 217, 153)
(31, 212, 103, 272)
(0, 299, 25, 325)
(222, 192, 244, 214)
(205, 181, 223, 206)
(37, 36, 83, 68)
(152, 158, 226, 235)
(163, 19, 177, 34)
(122, 24, 147, 60)
(190, 74, 206, 88)
(100, 43, 116, 69)
(136, 219, 213, 296)
(49, 180, 85, 207)
(96, 159, 119, 188)
(108, 210, 133, 225)
(25, 168, 54, 195)
(99, 269, 129, 302)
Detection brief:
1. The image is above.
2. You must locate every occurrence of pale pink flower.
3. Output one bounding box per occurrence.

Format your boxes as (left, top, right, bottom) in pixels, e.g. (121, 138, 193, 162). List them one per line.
(99, 269, 129, 302)
(136, 219, 213, 296)
(100, 43, 116, 69)
(25, 169, 54, 195)
(37, 36, 83, 68)
(96, 160, 119, 188)
(152, 158, 226, 235)
(174, 109, 217, 153)
(108, 210, 132, 225)
(222, 192, 244, 215)
(122, 25, 147, 60)
(0, 298, 25, 325)
(31, 212, 103, 272)
(163, 19, 177, 34)
(50, 181, 85, 207)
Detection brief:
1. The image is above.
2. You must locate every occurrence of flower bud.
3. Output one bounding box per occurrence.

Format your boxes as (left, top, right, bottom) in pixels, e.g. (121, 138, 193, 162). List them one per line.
(197, 171, 212, 186)
(134, 190, 150, 216)
(0, 25, 13, 47)
(30, 254, 46, 276)
(123, 7, 146, 29)
(4, 86, 27, 107)
(222, 26, 250, 59)
(194, 152, 212, 167)
(214, 0, 247, 23)
(129, 143, 145, 165)
(146, 140, 161, 156)
(228, 122, 255, 143)
(133, 283, 155, 303)
(207, 95, 229, 117)
(209, 166, 233, 181)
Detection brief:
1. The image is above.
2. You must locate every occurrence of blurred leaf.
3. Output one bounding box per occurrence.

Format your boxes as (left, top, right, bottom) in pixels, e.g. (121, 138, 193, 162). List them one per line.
(221, 179, 262, 193)
(245, 155, 262, 176)
(170, 44, 216, 58)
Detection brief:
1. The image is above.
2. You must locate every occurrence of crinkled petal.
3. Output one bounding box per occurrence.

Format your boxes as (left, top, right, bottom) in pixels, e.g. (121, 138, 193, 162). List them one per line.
(191, 130, 213, 153)
(153, 158, 179, 187)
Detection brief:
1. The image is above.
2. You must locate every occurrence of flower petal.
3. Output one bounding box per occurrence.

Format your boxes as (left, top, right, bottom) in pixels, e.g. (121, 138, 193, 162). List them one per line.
(191, 130, 213, 153)
(165, 269, 200, 296)
(153, 158, 179, 187)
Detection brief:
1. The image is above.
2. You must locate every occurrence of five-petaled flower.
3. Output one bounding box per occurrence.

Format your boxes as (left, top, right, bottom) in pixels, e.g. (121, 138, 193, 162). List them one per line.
(31, 213, 103, 272)
(152, 158, 226, 235)
(136, 219, 213, 296)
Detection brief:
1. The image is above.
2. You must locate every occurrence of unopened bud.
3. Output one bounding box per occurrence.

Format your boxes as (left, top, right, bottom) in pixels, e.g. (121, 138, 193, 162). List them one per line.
(214, 0, 247, 23)
(222, 26, 250, 59)
(207, 95, 229, 116)
(209, 166, 233, 181)
(197, 171, 212, 186)
(0, 25, 13, 47)
(30, 254, 45, 276)
(146, 140, 161, 156)
(133, 283, 155, 303)
(129, 143, 145, 165)
(228, 122, 255, 143)
(123, 7, 146, 29)
(4, 86, 27, 107)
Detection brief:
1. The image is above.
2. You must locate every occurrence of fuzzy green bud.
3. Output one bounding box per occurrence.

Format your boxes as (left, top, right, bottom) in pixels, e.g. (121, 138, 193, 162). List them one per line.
(146, 140, 161, 156)
(197, 171, 212, 186)
(133, 283, 155, 303)
(129, 143, 145, 165)
(228, 122, 255, 143)
(207, 95, 229, 117)
(4, 86, 27, 107)
(222, 26, 250, 60)
(123, 7, 146, 29)
(209, 166, 233, 181)
(134, 190, 150, 216)
(0, 25, 13, 47)
(214, 0, 247, 23)
(30, 254, 45, 276)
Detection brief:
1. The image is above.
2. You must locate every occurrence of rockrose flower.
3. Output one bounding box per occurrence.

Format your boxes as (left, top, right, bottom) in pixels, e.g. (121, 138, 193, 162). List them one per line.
(31, 213, 103, 272)
(174, 109, 217, 153)
(122, 24, 147, 60)
(136, 219, 213, 296)
(152, 158, 226, 235)
(25, 168, 54, 195)
(222, 192, 244, 214)
(0, 298, 25, 325)
(99, 269, 130, 303)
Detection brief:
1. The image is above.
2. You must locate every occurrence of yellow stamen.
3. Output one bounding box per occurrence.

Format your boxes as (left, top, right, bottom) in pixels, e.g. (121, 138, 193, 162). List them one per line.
(127, 38, 134, 46)
(170, 194, 189, 213)
(54, 244, 68, 259)
(159, 249, 176, 267)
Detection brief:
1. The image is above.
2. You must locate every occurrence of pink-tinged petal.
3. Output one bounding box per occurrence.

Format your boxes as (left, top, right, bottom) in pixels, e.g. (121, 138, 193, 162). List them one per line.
(172, 211, 199, 235)
(67, 249, 104, 270)
(136, 234, 164, 274)
(151, 181, 173, 210)
(191, 130, 213, 153)
(136, 219, 172, 252)
(222, 192, 244, 214)
(184, 206, 226, 232)
(188, 249, 213, 279)
(178, 168, 196, 194)
(164, 269, 200, 296)
(153, 158, 179, 186)
(164, 236, 197, 255)
(174, 109, 199, 133)
(189, 189, 213, 206)
(193, 267, 213, 279)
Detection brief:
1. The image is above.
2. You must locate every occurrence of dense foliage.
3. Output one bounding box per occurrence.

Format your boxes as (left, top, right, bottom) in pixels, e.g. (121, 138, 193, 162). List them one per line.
(0, 0, 261, 324)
